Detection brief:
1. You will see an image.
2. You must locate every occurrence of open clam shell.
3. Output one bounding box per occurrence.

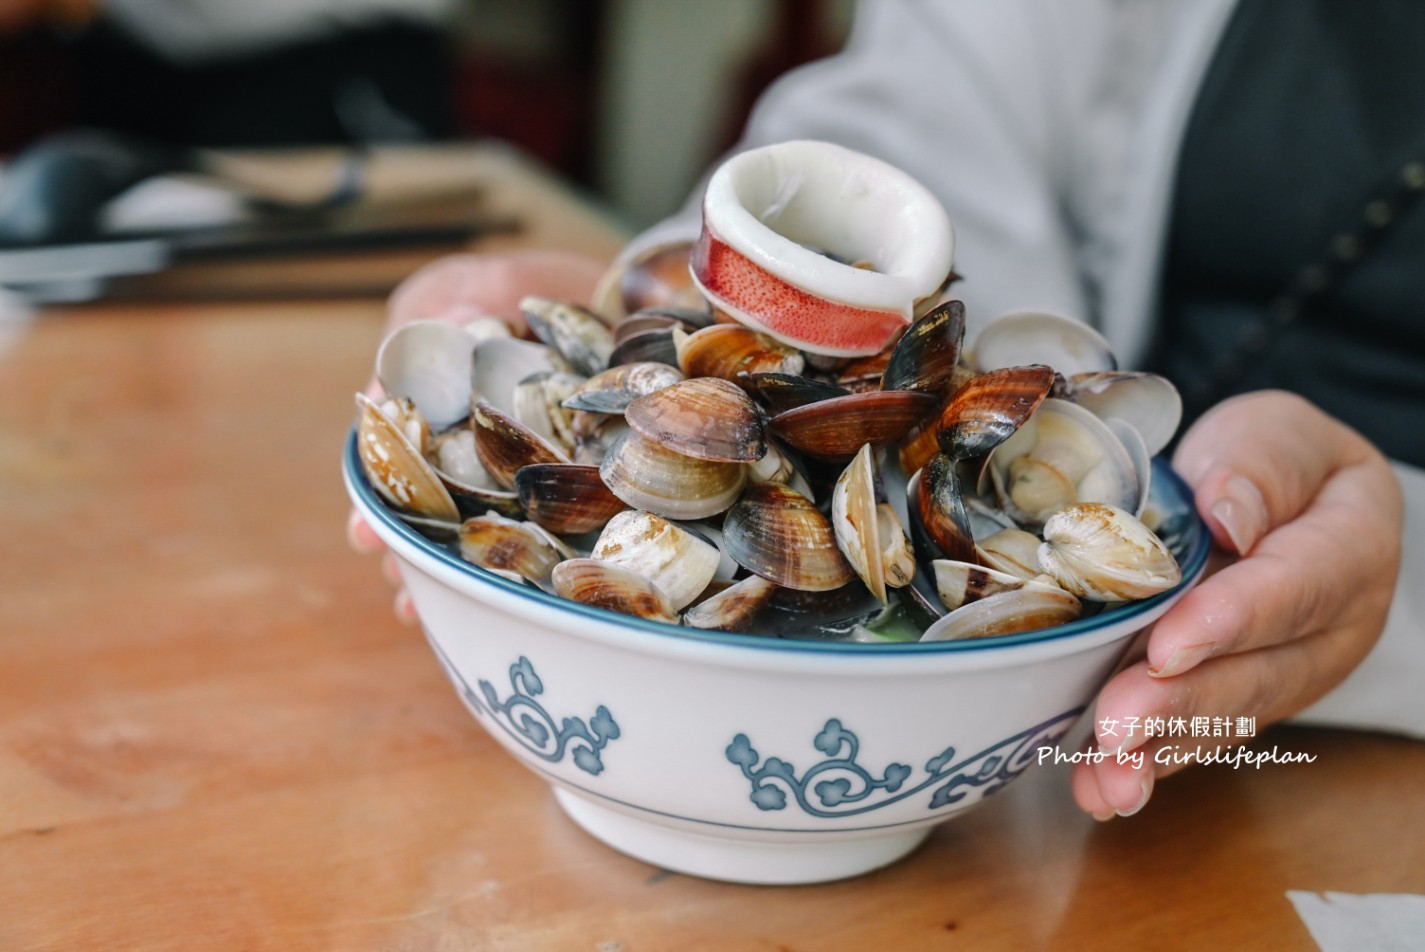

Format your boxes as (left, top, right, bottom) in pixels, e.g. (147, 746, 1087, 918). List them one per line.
(982, 398, 1141, 526)
(832, 444, 915, 605)
(427, 426, 523, 519)
(472, 399, 571, 489)
(919, 586, 1083, 642)
(355, 392, 460, 524)
(519, 296, 615, 377)
(975, 528, 1047, 581)
(375, 319, 479, 430)
(471, 336, 561, 418)
(1069, 370, 1183, 459)
(971, 310, 1117, 376)
(511, 370, 583, 455)
(936, 364, 1056, 461)
(932, 560, 1067, 612)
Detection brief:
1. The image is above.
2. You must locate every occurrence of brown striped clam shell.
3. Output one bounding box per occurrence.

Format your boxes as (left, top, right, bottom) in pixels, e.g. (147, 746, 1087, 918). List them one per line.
(721, 482, 854, 592)
(625, 376, 766, 463)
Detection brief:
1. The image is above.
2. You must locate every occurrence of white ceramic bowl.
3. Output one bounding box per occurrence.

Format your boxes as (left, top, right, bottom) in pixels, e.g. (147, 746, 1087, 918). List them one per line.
(343, 435, 1209, 885)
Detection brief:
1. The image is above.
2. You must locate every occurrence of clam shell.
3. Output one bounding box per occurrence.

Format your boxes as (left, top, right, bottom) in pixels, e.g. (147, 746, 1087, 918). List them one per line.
(355, 392, 460, 523)
(975, 528, 1046, 581)
(472, 336, 560, 418)
(682, 575, 779, 631)
(427, 426, 524, 519)
(472, 399, 571, 489)
(1038, 502, 1181, 601)
(625, 376, 766, 463)
(459, 512, 575, 589)
(972, 310, 1117, 376)
(375, 319, 478, 430)
(832, 444, 913, 604)
(722, 482, 854, 592)
(745, 372, 849, 414)
(512, 371, 583, 455)
(770, 389, 936, 462)
(599, 430, 747, 520)
(607, 326, 679, 368)
(551, 557, 679, 623)
(590, 239, 703, 321)
(515, 463, 627, 535)
(591, 510, 721, 610)
(562, 362, 685, 414)
(936, 364, 1056, 461)
(909, 453, 975, 564)
(1069, 370, 1183, 459)
(674, 324, 805, 382)
(983, 398, 1140, 526)
(880, 298, 965, 393)
(919, 586, 1082, 642)
(932, 560, 1066, 612)
(519, 296, 615, 377)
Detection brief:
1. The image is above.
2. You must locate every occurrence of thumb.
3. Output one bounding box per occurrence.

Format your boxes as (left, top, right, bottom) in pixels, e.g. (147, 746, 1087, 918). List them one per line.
(1171, 390, 1362, 556)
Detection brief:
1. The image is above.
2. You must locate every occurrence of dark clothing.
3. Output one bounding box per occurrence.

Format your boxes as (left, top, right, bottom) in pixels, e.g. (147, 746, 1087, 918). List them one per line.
(1153, 0, 1425, 467)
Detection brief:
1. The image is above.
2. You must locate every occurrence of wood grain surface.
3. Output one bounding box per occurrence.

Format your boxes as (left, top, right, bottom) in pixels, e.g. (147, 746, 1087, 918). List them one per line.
(1, 146, 1421, 952)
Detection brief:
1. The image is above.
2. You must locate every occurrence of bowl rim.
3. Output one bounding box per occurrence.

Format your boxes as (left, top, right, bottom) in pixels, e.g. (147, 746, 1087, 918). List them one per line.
(343, 429, 1211, 658)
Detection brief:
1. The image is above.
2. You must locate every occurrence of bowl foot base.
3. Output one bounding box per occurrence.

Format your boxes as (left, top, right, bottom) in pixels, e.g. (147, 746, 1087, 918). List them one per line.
(553, 788, 931, 885)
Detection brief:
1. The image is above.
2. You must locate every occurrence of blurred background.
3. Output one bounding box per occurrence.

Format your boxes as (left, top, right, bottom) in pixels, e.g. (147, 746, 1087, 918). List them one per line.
(0, 0, 853, 232)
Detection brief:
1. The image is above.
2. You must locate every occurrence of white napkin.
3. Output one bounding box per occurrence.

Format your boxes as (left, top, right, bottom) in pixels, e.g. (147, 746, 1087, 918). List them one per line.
(1288, 891, 1425, 951)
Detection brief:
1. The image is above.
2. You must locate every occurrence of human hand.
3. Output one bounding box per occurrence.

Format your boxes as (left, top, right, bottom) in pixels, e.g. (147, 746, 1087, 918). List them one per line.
(1070, 390, 1403, 819)
(347, 249, 611, 622)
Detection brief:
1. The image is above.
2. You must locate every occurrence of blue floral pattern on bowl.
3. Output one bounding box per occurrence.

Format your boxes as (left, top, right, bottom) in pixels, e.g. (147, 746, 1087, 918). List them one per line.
(727, 708, 1082, 816)
(430, 643, 620, 776)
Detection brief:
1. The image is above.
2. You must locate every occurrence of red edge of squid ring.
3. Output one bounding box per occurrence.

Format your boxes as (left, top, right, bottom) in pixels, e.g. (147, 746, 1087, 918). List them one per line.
(690, 221, 911, 358)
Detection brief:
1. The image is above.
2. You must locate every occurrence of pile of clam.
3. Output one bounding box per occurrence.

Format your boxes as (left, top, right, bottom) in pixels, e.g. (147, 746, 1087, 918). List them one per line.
(356, 140, 1185, 643)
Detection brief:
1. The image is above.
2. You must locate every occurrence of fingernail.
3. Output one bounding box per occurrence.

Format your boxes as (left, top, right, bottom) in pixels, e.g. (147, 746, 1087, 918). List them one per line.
(394, 589, 419, 626)
(1149, 641, 1215, 678)
(1092, 809, 1116, 823)
(1101, 725, 1149, 757)
(1115, 777, 1153, 818)
(1210, 475, 1267, 555)
(347, 511, 382, 554)
(381, 552, 403, 586)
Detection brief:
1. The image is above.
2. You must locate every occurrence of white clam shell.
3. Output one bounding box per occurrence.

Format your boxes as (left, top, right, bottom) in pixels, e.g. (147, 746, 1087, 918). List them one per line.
(971, 310, 1116, 376)
(592, 510, 721, 611)
(919, 586, 1082, 642)
(376, 320, 479, 430)
(1037, 503, 1181, 601)
(1070, 370, 1183, 458)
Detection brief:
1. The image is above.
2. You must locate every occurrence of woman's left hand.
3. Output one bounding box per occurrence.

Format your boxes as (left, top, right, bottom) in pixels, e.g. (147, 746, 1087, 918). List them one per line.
(1070, 390, 1403, 819)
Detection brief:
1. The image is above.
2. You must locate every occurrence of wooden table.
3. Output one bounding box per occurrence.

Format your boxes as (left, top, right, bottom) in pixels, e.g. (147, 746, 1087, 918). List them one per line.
(1, 145, 1421, 952)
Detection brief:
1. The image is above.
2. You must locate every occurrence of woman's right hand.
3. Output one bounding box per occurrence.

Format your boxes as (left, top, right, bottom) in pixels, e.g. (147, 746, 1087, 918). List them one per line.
(348, 248, 612, 622)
